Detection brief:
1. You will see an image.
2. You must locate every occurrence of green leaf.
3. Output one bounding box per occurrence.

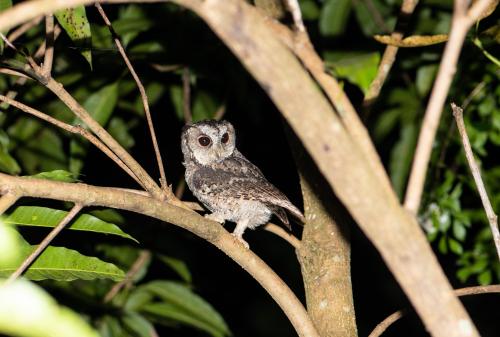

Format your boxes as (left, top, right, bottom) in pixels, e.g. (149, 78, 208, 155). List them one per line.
(107, 117, 135, 149)
(31, 170, 78, 182)
(438, 235, 448, 254)
(352, 0, 394, 36)
(389, 124, 417, 199)
(452, 221, 467, 241)
(0, 144, 20, 174)
(299, 0, 320, 20)
(5, 206, 137, 242)
(125, 289, 155, 311)
(82, 82, 119, 126)
(0, 245, 125, 281)
(157, 255, 192, 283)
(140, 281, 230, 337)
(478, 270, 492, 285)
(122, 312, 157, 337)
(55, 6, 92, 67)
(324, 52, 380, 94)
(319, 0, 351, 37)
(416, 64, 438, 97)
(0, 221, 22, 266)
(114, 5, 152, 47)
(143, 302, 227, 337)
(448, 238, 463, 255)
(70, 82, 119, 175)
(98, 316, 124, 337)
(0, 280, 100, 337)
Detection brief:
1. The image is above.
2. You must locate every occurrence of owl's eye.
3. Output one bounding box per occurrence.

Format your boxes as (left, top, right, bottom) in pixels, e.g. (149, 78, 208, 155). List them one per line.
(221, 132, 229, 144)
(198, 136, 212, 147)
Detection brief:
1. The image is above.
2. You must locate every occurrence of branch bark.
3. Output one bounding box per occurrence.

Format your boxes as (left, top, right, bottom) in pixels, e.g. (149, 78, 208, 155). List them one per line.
(0, 173, 319, 337)
(294, 142, 357, 337)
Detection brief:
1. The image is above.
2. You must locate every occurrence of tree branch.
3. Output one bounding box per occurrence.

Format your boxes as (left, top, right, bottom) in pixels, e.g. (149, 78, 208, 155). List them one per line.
(451, 103, 500, 261)
(41, 14, 54, 77)
(103, 250, 152, 303)
(0, 193, 20, 215)
(364, 0, 419, 105)
(6, 203, 84, 284)
(293, 139, 357, 336)
(369, 284, 500, 337)
(0, 173, 319, 337)
(404, 0, 497, 214)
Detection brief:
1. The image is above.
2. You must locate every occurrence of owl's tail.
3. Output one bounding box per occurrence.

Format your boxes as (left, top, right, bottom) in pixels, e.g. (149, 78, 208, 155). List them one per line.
(275, 199, 305, 225)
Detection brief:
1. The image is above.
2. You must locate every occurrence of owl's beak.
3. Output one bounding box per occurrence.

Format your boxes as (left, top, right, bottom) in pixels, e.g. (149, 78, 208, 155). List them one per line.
(214, 148, 225, 161)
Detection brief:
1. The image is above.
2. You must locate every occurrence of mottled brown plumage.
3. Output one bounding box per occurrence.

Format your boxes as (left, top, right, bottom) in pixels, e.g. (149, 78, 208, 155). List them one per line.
(181, 120, 303, 247)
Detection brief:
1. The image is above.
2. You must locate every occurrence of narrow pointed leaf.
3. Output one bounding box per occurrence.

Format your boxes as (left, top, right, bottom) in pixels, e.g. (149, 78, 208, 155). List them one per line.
(140, 281, 230, 336)
(142, 302, 226, 337)
(0, 245, 125, 281)
(5, 206, 137, 242)
(55, 6, 92, 67)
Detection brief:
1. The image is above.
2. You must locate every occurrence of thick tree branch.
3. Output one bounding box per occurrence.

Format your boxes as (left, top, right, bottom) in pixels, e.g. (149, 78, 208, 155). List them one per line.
(294, 142, 357, 337)
(451, 103, 500, 261)
(0, 173, 319, 337)
(404, 0, 497, 214)
(0, 193, 20, 215)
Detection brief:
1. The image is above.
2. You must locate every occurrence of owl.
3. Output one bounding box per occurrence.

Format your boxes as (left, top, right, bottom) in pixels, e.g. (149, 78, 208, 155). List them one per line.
(181, 120, 304, 248)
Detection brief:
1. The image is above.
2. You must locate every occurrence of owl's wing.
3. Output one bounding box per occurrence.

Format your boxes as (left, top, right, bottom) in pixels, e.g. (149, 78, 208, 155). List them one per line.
(197, 154, 305, 225)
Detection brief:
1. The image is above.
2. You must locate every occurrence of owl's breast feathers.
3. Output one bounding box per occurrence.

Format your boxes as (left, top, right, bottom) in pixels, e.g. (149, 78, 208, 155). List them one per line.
(186, 154, 305, 228)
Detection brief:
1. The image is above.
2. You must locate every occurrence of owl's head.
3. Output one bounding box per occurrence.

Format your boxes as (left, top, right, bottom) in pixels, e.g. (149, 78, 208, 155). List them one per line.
(181, 120, 236, 166)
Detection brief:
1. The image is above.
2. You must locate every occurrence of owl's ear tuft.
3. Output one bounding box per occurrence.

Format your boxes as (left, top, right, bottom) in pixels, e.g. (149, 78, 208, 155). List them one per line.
(181, 123, 194, 134)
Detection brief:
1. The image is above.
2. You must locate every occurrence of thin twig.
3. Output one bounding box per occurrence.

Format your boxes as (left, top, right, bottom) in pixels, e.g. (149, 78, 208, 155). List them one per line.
(451, 102, 500, 262)
(0, 193, 20, 215)
(42, 14, 54, 77)
(182, 67, 192, 123)
(369, 284, 500, 337)
(95, 3, 169, 195)
(284, 0, 305, 32)
(6, 16, 43, 42)
(364, 0, 419, 106)
(6, 204, 83, 283)
(462, 80, 487, 110)
(263, 223, 301, 249)
(103, 250, 152, 303)
(0, 95, 145, 189)
(404, 0, 496, 214)
(1, 25, 61, 111)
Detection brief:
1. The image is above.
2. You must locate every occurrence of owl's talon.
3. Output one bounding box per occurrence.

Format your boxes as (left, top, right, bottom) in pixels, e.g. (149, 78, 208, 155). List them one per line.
(231, 233, 249, 249)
